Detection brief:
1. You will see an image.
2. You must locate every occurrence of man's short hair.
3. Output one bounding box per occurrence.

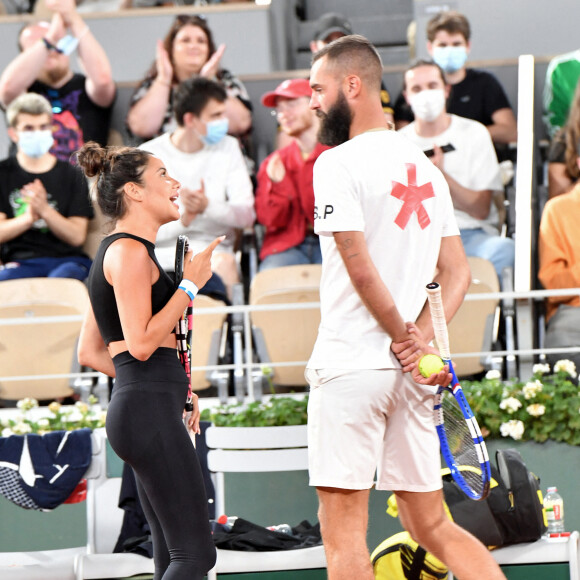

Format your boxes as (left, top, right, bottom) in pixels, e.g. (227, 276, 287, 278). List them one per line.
(6, 92, 53, 127)
(426, 11, 471, 42)
(311, 34, 383, 93)
(17, 21, 49, 51)
(173, 77, 227, 126)
(403, 58, 447, 91)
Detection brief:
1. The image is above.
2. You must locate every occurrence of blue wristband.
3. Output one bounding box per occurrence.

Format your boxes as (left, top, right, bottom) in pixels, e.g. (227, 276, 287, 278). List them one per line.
(179, 280, 198, 301)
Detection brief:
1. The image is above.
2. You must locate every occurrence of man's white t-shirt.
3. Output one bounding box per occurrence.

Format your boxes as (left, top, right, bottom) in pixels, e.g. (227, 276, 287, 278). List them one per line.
(398, 114, 503, 234)
(307, 129, 459, 370)
(140, 132, 255, 270)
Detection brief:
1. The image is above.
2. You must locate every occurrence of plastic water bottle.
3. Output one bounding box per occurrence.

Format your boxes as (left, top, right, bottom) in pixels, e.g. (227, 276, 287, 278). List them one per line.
(544, 487, 565, 533)
(267, 523, 293, 535)
(217, 514, 238, 531)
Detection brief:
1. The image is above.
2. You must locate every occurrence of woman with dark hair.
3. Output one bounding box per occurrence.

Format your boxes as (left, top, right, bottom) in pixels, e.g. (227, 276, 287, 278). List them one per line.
(126, 15, 252, 151)
(76, 141, 222, 580)
(547, 79, 580, 199)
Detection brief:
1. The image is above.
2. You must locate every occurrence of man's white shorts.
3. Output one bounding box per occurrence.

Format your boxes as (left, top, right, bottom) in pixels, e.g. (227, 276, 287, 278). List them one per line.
(306, 367, 442, 492)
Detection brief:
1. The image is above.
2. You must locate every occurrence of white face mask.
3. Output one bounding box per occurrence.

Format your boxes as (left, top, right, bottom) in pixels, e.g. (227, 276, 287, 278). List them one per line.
(408, 89, 446, 122)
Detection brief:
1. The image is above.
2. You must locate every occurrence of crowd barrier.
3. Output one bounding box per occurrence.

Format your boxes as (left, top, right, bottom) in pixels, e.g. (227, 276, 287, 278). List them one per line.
(2, 286, 580, 403)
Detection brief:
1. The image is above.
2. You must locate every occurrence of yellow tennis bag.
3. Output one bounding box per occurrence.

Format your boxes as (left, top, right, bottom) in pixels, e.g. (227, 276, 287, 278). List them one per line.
(370, 531, 448, 580)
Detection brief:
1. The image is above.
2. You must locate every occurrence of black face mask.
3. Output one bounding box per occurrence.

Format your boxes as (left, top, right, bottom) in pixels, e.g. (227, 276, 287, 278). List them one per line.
(317, 90, 352, 147)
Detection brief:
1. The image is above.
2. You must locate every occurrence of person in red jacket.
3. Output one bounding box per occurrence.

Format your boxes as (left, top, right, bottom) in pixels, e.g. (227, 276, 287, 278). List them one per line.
(255, 78, 330, 270)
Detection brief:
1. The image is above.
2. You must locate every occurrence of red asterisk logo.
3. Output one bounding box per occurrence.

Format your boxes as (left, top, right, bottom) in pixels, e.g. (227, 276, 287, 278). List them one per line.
(391, 163, 435, 230)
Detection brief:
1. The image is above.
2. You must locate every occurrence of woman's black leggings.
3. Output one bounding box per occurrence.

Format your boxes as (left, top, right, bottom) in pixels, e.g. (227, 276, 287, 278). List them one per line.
(106, 347, 216, 580)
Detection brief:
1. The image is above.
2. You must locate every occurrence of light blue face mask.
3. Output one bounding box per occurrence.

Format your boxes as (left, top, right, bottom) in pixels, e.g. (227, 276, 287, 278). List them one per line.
(56, 35, 79, 56)
(432, 46, 468, 74)
(201, 118, 229, 146)
(17, 130, 54, 158)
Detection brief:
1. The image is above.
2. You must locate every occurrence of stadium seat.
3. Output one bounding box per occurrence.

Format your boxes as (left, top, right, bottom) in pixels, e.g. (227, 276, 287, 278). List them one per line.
(205, 424, 326, 579)
(446, 257, 501, 378)
(0, 278, 89, 401)
(249, 264, 321, 389)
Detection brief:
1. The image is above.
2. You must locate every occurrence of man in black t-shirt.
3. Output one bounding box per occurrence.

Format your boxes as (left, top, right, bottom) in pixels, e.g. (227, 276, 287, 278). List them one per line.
(0, 0, 115, 163)
(0, 93, 93, 281)
(394, 11, 517, 146)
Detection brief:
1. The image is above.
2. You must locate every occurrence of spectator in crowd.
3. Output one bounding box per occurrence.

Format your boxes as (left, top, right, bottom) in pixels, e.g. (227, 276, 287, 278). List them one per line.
(538, 148, 580, 372)
(310, 12, 394, 125)
(0, 0, 116, 162)
(394, 11, 517, 147)
(126, 14, 253, 171)
(544, 49, 580, 139)
(0, 93, 93, 281)
(255, 78, 329, 271)
(140, 77, 254, 300)
(547, 79, 580, 198)
(398, 60, 514, 282)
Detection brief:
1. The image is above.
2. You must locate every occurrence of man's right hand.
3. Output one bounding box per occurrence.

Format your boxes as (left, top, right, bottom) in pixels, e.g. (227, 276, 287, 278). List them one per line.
(266, 152, 286, 183)
(45, 12, 66, 44)
(46, 0, 77, 27)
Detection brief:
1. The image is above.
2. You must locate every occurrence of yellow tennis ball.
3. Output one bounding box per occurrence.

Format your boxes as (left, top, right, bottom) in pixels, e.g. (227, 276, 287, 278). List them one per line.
(418, 354, 445, 378)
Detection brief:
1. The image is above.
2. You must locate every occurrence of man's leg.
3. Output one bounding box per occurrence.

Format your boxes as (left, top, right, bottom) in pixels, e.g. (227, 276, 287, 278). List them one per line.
(395, 489, 506, 580)
(48, 257, 93, 281)
(316, 487, 374, 580)
(0, 258, 48, 281)
(258, 245, 310, 271)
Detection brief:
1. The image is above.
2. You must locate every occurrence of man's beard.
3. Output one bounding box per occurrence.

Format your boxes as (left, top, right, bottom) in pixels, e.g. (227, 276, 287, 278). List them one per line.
(44, 65, 70, 86)
(317, 91, 352, 146)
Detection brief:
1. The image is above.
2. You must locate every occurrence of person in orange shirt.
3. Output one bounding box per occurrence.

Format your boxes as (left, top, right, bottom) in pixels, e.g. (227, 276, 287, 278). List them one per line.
(539, 154, 580, 372)
(255, 79, 329, 270)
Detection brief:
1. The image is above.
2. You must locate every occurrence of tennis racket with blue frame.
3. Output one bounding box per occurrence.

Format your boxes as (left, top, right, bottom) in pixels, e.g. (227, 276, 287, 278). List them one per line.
(426, 282, 491, 501)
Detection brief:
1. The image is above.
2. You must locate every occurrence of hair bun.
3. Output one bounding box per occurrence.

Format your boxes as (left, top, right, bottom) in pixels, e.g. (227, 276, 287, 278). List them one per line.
(76, 142, 108, 178)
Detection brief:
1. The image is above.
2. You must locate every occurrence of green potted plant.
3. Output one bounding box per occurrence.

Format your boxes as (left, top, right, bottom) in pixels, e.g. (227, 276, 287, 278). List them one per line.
(462, 359, 580, 445)
(0, 395, 106, 437)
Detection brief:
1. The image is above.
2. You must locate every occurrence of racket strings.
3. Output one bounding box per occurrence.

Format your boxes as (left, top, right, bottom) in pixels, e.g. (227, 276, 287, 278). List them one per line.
(441, 392, 485, 495)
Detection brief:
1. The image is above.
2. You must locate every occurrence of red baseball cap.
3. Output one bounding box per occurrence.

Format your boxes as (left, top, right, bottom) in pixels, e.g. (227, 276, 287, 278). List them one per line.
(261, 78, 312, 108)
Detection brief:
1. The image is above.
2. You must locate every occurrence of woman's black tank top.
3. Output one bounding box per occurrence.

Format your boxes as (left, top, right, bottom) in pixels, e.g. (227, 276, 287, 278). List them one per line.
(87, 232, 175, 346)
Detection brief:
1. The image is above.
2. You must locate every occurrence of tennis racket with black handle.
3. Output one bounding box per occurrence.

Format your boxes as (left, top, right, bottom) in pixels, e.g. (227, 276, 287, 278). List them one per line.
(426, 282, 491, 501)
(175, 235, 194, 415)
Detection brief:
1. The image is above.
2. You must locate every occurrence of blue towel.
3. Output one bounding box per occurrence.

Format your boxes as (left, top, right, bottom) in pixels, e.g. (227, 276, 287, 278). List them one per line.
(0, 429, 92, 510)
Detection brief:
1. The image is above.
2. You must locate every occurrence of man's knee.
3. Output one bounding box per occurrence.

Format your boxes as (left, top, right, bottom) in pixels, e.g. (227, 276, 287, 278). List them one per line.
(316, 487, 370, 543)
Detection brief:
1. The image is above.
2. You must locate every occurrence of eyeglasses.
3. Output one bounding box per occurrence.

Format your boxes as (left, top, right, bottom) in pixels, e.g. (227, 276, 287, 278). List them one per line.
(270, 98, 308, 118)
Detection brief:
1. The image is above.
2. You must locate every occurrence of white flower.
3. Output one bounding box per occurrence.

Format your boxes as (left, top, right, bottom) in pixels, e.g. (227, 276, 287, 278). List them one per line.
(65, 411, 83, 423)
(533, 363, 550, 376)
(523, 379, 543, 400)
(526, 404, 546, 417)
(502, 388, 510, 398)
(500, 420, 525, 440)
(12, 422, 32, 435)
(88, 394, 98, 405)
(485, 369, 502, 380)
(37, 418, 50, 428)
(554, 359, 577, 378)
(75, 401, 89, 414)
(2, 428, 14, 437)
(499, 397, 522, 413)
(98, 411, 107, 424)
(48, 402, 61, 414)
(16, 398, 39, 411)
